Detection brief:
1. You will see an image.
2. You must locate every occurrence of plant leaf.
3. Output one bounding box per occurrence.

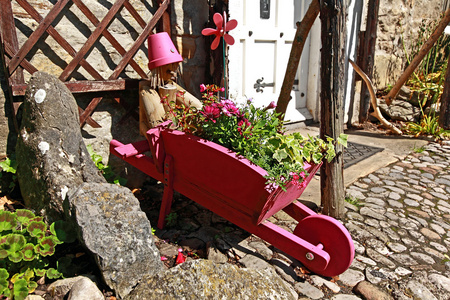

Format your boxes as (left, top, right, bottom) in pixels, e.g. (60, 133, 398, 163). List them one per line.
(50, 220, 76, 244)
(0, 211, 16, 232)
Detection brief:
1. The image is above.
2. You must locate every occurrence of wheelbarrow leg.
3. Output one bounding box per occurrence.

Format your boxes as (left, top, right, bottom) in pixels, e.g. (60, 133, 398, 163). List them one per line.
(158, 155, 174, 229)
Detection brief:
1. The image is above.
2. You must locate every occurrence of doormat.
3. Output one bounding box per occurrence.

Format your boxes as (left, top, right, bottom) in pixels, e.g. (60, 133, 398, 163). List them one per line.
(315, 141, 384, 174)
(343, 142, 384, 168)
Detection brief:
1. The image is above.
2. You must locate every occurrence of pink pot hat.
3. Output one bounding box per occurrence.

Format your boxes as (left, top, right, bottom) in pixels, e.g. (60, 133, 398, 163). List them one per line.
(148, 32, 183, 70)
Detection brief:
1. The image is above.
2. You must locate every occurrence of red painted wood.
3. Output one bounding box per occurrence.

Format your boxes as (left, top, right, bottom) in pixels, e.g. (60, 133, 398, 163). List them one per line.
(158, 155, 174, 229)
(255, 162, 322, 224)
(110, 139, 162, 182)
(110, 124, 355, 276)
(113, 139, 150, 158)
(294, 215, 355, 277)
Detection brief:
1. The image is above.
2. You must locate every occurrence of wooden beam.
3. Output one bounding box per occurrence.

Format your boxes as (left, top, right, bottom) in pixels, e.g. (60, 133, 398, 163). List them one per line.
(11, 79, 139, 96)
(439, 54, 450, 129)
(319, 0, 346, 219)
(276, 0, 320, 118)
(359, 0, 380, 122)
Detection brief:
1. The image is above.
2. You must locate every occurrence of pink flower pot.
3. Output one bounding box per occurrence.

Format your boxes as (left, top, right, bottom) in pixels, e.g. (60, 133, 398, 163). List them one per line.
(148, 32, 183, 70)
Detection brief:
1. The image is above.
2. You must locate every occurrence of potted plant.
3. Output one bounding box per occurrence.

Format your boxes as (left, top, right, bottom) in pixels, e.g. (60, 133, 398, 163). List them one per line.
(162, 84, 347, 190)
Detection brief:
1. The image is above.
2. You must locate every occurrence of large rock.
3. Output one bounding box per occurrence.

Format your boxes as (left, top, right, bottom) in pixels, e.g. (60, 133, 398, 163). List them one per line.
(125, 259, 297, 300)
(65, 182, 164, 299)
(378, 98, 421, 122)
(15, 72, 104, 221)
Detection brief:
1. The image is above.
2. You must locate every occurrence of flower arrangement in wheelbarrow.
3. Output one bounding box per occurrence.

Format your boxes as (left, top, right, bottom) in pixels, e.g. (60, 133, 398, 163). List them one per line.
(162, 83, 348, 190)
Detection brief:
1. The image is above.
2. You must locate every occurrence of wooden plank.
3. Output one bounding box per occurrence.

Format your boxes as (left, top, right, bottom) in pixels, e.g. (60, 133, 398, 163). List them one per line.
(123, 1, 147, 29)
(7, 0, 71, 75)
(11, 79, 139, 96)
(109, 0, 170, 80)
(3, 42, 38, 75)
(15, 0, 104, 81)
(59, 0, 127, 81)
(78, 107, 101, 128)
(72, 0, 147, 79)
(79, 96, 103, 127)
(0, 0, 24, 84)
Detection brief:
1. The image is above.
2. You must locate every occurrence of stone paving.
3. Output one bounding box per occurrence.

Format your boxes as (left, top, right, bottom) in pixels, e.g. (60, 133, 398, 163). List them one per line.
(152, 141, 450, 299)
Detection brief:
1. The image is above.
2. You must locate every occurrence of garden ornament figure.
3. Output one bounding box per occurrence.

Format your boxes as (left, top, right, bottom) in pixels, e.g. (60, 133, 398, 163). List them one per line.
(139, 32, 202, 135)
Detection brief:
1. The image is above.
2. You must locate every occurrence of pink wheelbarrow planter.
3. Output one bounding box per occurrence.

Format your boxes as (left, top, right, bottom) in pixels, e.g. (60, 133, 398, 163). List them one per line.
(110, 121, 354, 277)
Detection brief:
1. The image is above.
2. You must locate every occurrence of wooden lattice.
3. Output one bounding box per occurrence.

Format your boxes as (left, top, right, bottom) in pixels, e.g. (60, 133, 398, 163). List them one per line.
(0, 0, 170, 127)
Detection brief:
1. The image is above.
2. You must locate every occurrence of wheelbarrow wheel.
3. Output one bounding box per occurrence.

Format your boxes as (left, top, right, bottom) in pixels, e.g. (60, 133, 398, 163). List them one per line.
(293, 214, 354, 277)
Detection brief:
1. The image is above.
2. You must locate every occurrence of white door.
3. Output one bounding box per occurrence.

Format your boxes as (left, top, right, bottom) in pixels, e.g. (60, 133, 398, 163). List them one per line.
(228, 0, 314, 122)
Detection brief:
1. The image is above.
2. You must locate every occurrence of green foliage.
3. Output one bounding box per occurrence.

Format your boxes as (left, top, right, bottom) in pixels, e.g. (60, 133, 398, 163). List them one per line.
(165, 84, 347, 189)
(413, 144, 425, 153)
(0, 155, 18, 193)
(403, 16, 449, 102)
(0, 209, 74, 299)
(403, 113, 450, 140)
(165, 212, 178, 227)
(345, 196, 363, 208)
(87, 145, 127, 185)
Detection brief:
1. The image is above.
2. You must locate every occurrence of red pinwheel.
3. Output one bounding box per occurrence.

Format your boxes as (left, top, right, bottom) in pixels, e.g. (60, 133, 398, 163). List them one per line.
(202, 12, 238, 50)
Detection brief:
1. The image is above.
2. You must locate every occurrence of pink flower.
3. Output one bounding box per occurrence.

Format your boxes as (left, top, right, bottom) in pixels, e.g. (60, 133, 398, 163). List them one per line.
(299, 172, 306, 179)
(201, 104, 221, 122)
(264, 101, 277, 111)
(200, 84, 207, 92)
(220, 87, 225, 92)
(292, 174, 300, 181)
(221, 100, 240, 116)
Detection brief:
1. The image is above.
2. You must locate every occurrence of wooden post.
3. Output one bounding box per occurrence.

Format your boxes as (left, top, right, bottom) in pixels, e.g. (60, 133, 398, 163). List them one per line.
(359, 0, 380, 122)
(439, 54, 450, 129)
(384, 9, 450, 105)
(158, 83, 177, 112)
(319, 0, 346, 219)
(276, 0, 320, 118)
(139, 81, 166, 135)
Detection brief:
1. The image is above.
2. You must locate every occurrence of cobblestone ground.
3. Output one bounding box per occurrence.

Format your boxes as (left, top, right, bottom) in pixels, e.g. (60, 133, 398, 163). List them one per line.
(151, 141, 450, 300)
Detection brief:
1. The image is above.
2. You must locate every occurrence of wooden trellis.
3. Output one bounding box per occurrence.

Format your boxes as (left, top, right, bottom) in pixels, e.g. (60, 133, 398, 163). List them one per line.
(0, 0, 170, 127)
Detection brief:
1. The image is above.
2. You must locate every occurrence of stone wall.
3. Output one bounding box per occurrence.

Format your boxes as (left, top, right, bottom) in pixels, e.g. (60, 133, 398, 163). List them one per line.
(373, 0, 444, 88)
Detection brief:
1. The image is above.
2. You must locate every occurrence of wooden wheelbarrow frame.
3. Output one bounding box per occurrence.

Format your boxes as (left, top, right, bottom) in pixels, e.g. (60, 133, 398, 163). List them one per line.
(110, 121, 354, 277)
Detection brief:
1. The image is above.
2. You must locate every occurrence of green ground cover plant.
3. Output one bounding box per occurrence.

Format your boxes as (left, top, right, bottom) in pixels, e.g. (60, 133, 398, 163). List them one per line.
(0, 209, 75, 300)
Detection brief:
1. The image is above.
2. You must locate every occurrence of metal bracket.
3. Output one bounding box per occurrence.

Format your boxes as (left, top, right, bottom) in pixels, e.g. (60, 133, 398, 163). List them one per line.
(254, 77, 274, 93)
